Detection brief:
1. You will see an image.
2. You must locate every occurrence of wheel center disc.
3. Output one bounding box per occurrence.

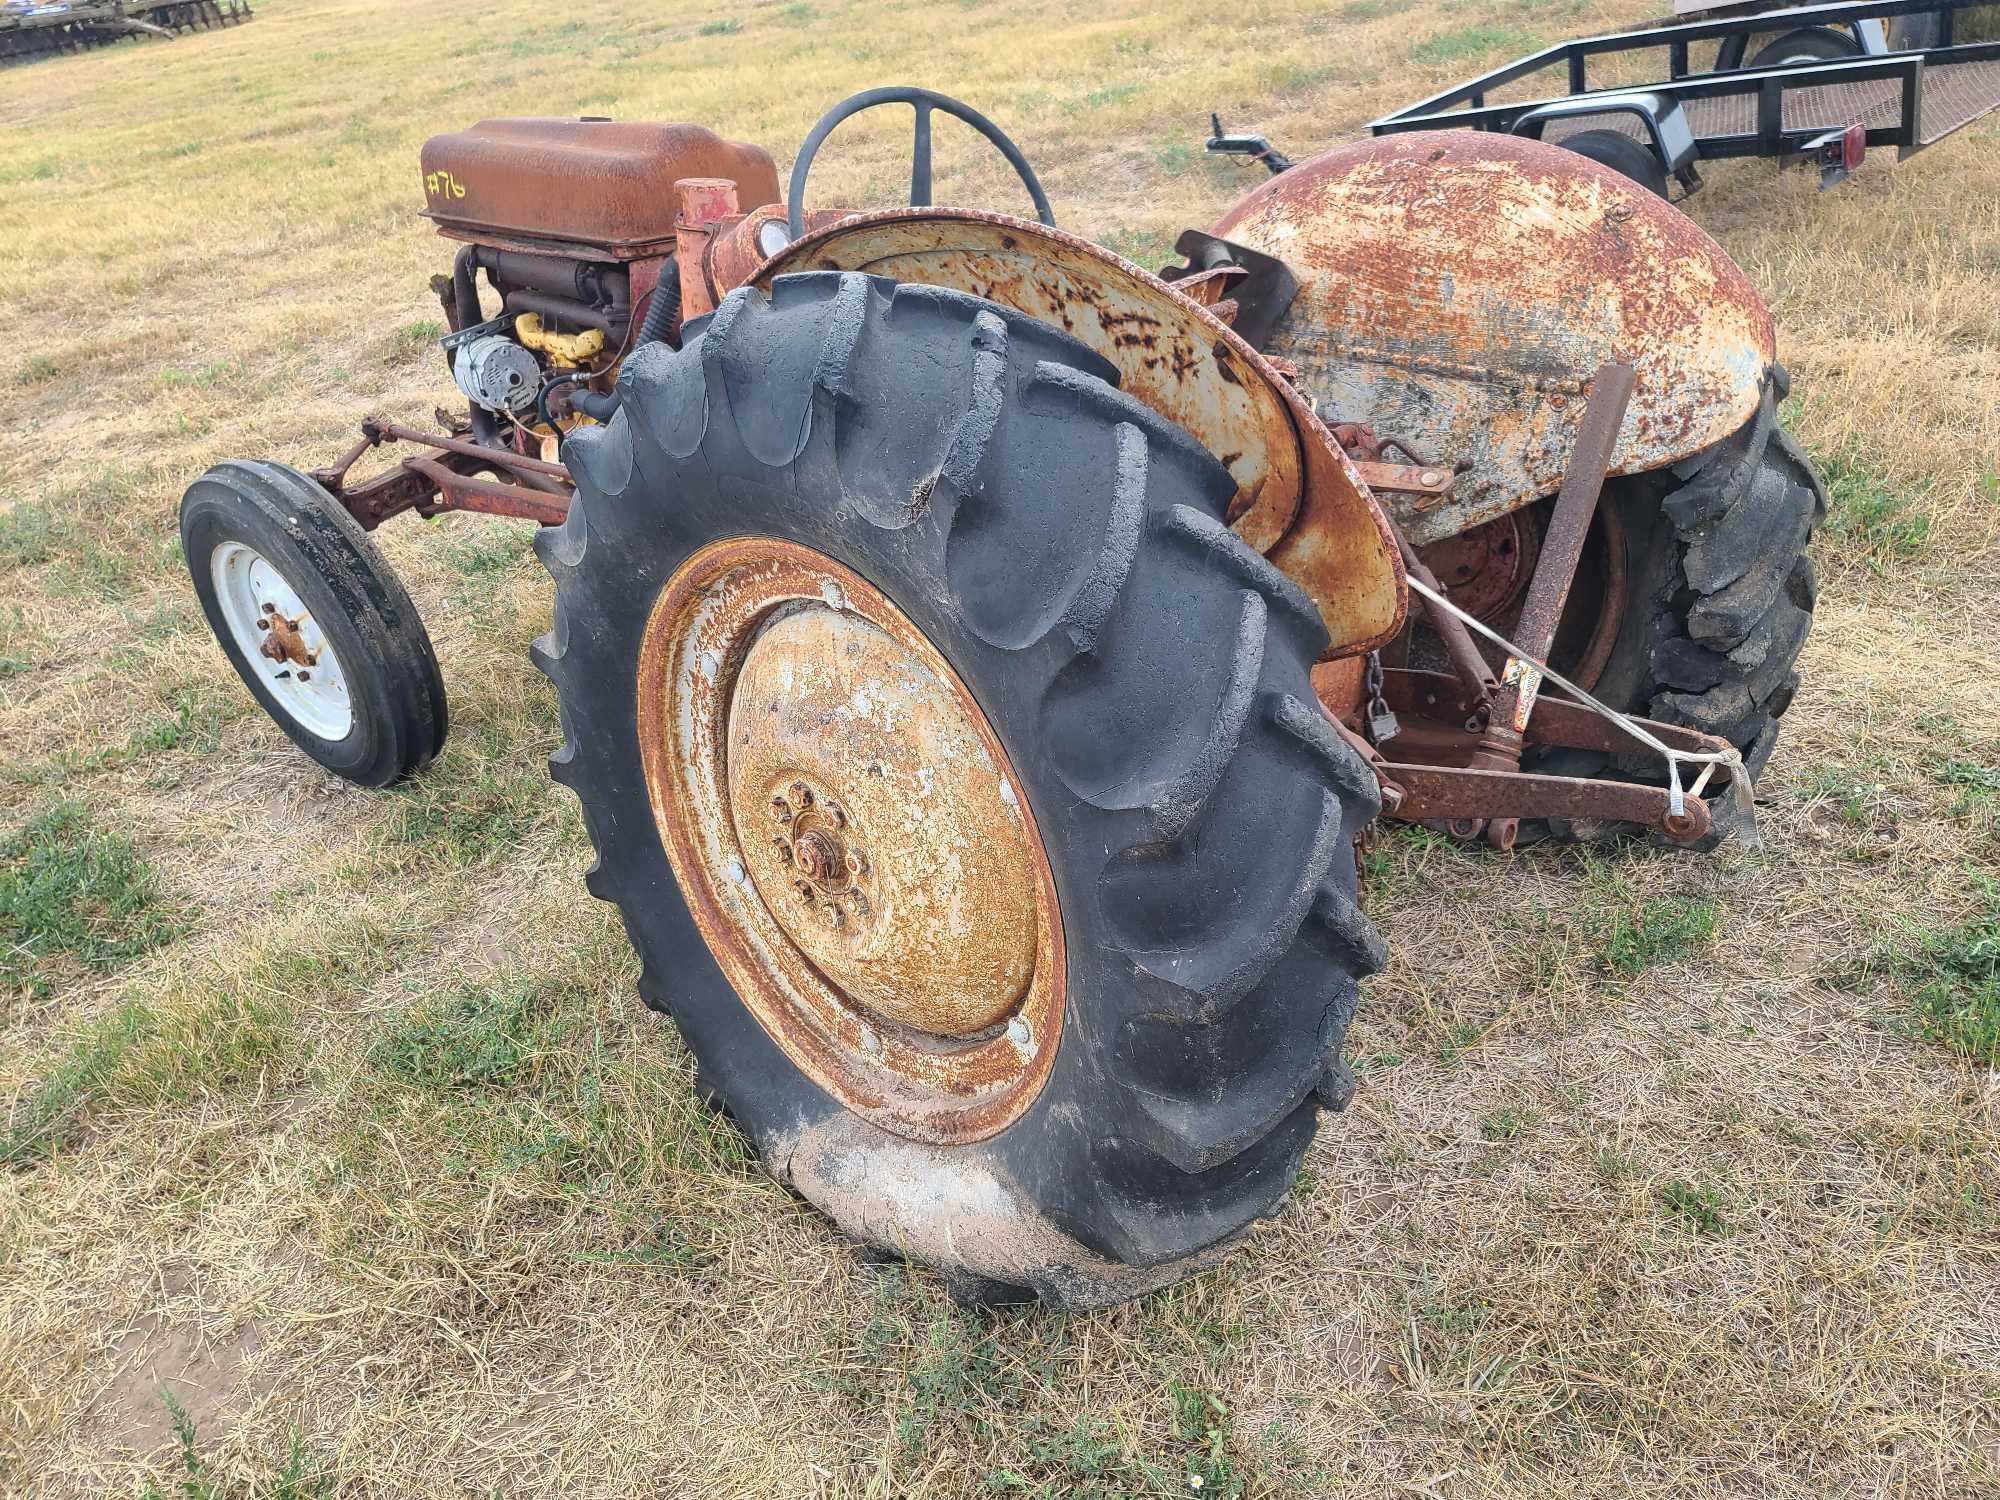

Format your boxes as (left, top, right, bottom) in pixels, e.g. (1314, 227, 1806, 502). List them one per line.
(726, 606, 1040, 1038)
(636, 538, 1065, 1146)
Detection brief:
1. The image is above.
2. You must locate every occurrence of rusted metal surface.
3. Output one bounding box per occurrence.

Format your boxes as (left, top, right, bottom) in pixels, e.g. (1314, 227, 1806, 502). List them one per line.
(1382, 764, 1713, 844)
(1506, 364, 1634, 671)
(754, 208, 1406, 658)
(1349, 460, 1456, 500)
(404, 458, 571, 526)
(258, 609, 314, 667)
(1375, 668, 1735, 760)
(307, 421, 575, 530)
(1393, 526, 1499, 702)
(1418, 509, 1541, 623)
(635, 537, 1065, 1144)
(418, 120, 781, 259)
(1464, 364, 1635, 849)
(1214, 131, 1775, 547)
(366, 419, 571, 479)
(728, 607, 1041, 1037)
(1313, 651, 1740, 845)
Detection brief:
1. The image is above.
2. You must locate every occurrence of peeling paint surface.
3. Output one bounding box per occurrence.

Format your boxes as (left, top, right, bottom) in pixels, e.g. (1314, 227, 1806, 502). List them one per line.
(1215, 132, 1776, 546)
(636, 537, 1065, 1145)
(758, 209, 1406, 658)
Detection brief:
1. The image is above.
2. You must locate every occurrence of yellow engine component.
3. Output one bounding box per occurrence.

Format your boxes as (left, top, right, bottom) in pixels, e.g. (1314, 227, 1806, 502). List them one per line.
(514, 313, 606, 370)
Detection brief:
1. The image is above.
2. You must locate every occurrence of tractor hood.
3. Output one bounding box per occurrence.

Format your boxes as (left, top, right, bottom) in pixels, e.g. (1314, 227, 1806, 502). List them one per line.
(1214, 132, 1776, 545)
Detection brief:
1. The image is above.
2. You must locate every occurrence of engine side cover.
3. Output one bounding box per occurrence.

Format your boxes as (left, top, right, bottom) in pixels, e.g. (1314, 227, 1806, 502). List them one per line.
(419, 119, 782, 257)
(1214, 132, 1776, 545)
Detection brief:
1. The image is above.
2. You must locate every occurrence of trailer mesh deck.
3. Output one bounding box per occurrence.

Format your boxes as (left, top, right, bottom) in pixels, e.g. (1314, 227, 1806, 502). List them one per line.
(1543, 55, 2000, 149)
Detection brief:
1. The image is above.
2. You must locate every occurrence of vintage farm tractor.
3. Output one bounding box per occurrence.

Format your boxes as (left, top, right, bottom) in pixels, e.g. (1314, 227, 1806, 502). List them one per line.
(181, 90, 1825, 1305)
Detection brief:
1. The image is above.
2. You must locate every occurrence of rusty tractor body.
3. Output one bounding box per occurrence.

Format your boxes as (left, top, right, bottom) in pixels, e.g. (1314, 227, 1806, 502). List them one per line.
(184, 89, 1825, 1302)
(300, 111, 1770, 848)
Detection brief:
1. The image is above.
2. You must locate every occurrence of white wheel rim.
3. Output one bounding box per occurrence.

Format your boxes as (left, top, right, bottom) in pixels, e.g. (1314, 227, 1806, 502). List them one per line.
(209, 540, 355, 742)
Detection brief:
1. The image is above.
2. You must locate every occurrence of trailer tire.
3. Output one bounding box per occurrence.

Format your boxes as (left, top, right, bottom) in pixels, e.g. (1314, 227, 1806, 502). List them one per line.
(534, 272, 1386, 1307)
(1718, 25, 1860, 70)
(1529, 366, 1826, 838)
(1750, 27, 1861, 67)
(1559, 129, 1669, 198)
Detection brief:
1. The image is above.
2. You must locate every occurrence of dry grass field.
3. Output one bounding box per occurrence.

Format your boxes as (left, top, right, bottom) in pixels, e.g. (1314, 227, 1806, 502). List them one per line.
(3, 0, 1998, 1494)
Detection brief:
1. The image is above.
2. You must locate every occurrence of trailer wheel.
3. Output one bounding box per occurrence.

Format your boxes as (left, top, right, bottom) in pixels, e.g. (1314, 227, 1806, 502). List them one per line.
(1751, 27, 1861, 66)
(1528, 366, 1826, 837)
(181, 459, 447, 787)
(1560, 129, 1669, 197)
(1720, 25, 1860, 69)
(535, 272, 1386, 1307)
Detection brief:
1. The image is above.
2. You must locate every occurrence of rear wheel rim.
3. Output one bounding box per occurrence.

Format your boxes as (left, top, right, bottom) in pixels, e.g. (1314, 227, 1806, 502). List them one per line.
(208, 540, 353, 741)
(635, 536, 1065, 1145)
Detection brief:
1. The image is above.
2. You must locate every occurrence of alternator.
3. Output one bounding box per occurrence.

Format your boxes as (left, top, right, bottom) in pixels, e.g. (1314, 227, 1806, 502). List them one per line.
(441, 316, 539, 414)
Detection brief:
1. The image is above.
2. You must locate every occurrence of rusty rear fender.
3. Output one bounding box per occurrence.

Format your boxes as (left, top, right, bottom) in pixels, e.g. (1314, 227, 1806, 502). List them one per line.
(1214, 132, 1777, 547)
(755, 209, 1406, 659)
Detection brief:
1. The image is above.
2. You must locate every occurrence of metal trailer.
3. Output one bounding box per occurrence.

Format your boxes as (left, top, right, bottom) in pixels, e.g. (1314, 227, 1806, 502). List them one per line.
(1367, 2, 2000, 194)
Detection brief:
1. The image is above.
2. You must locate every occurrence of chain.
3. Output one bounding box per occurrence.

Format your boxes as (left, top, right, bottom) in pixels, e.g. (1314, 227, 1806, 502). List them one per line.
(1363, 650, 1400, 745)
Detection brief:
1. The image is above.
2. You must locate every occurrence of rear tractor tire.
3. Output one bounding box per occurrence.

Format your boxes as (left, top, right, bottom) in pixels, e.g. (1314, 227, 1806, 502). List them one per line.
(1527, 367, 1827, 833)
(181, 459, 446, 787)
(534, 272, 1387, 1307)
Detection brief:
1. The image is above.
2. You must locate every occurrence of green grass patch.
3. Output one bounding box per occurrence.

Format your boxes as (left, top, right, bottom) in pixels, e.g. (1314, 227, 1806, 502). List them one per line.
(15, 353, 58, 386)
(370, 981, 547, 1092)
(1, 803, 184, 1001)
(1596, 891, 1719, 978)
(1659, 1178, 1729, 1235)
(157, 358, 243, 391)
(0, 502, 55, 569)
(1817, 445, 1931, 567)
(697, 17, 742, 34)
(1, 978, 295, 1164)
(1479, 1107, 1537, 1142)
(1410, 24, 1536, 66)
(387, 317, 443, 364)
(1798, 763, 1891, 827)
(384, 752, 544, 869)
(1096, 226, 1177, 271)
(1888, 878, 2000, 1066)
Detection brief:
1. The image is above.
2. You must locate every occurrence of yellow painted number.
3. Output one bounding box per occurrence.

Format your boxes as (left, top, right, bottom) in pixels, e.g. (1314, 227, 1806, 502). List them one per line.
(424, 169, 467, 200)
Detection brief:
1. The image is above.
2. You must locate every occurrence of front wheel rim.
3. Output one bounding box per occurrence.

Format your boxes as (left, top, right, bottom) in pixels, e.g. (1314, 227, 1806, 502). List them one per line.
(209, 540, 354, 742)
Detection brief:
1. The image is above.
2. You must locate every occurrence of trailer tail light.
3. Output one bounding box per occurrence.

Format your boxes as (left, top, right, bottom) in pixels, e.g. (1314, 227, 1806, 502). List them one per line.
(1816, 121, 1867, 187)
(1841, 121, 1866, 171)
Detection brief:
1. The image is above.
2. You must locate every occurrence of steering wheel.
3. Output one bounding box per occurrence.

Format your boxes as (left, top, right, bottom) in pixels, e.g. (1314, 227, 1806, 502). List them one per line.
(786, 86, 1056, 241)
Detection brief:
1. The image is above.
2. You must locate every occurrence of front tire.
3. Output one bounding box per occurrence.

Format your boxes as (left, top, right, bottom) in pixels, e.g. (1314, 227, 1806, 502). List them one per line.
(535, 273, 1387, 1306)
(181, 459, 447, 787)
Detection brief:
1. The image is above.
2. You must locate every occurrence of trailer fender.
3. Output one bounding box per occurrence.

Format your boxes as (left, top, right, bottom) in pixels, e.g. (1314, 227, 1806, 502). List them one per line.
(1214, 131, 1776, 546)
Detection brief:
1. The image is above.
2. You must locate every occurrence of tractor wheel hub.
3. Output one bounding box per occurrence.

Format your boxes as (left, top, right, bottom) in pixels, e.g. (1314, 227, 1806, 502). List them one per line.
(728, 606, 1039, 1037)
(636, 538, 1065, 1144)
